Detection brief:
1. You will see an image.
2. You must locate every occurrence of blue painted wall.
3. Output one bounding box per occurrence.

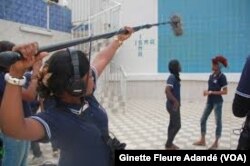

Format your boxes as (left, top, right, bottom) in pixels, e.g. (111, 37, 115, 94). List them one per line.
(0, 0, 71, 33)
(158, 0, 250, 73)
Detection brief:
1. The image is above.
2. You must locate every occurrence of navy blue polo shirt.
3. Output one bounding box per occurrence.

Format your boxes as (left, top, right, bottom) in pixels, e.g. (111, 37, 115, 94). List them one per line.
(43, 96, 56, 111)
(166, 74, 181, 104)
(0, 72, 32, 117)
(207, 72, 227, 103)
(236, 56, 250, 98)
(32, 67, 111, 166)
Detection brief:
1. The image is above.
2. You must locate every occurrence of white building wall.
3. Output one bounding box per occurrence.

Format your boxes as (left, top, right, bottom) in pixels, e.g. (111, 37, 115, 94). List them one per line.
(126, 80, 238, 102)
(0, 19, 71, 47)
(113, 0, 158, 74)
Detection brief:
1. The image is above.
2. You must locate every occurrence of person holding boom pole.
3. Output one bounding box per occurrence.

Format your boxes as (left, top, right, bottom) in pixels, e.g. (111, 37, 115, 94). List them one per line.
(0, 27, 133, 166)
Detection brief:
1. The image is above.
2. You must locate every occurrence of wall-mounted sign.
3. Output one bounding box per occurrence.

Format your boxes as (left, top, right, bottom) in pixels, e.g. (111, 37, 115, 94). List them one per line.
(134, 34, 155, 57)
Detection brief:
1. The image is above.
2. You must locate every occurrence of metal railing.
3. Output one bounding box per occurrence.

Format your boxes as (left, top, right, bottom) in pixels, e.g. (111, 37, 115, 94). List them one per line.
(69, 0, 125, 112)
(70, 0, 121, 53)
(96, 62, 127, 113)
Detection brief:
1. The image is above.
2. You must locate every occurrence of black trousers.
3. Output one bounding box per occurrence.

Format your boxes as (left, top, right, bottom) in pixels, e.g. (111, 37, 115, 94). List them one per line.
(237, 116, 250, 150)
(166, 104, 181, 147)
(31, 141, 42, 157)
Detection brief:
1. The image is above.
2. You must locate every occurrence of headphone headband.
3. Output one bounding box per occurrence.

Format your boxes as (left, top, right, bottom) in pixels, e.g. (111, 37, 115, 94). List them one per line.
(67, 48, 86, 96)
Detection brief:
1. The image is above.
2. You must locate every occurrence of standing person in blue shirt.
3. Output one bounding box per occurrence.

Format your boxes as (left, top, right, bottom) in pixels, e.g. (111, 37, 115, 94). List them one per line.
(0, 27, 133, 166)
(193, 55, 228, 150)
(165, 59, 182, 150)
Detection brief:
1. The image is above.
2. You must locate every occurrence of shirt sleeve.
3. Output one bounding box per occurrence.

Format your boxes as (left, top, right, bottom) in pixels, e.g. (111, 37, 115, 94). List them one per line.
(166, 75, 175, 88)
(30, 112, 54, 143)
(219, 74, 228, 89)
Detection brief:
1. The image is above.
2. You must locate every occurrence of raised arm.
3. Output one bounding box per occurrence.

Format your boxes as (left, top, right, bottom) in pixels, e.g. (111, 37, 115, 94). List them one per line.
(92, 26, 133, 77)
(0, 42, 47, 140)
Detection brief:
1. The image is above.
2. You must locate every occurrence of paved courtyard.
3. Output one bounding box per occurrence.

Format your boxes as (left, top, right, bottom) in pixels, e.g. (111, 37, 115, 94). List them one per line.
(28, 99, 245, 165)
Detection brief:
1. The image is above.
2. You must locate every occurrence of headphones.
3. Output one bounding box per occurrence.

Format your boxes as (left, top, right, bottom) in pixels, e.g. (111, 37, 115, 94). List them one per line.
(67, 48, 87, 97)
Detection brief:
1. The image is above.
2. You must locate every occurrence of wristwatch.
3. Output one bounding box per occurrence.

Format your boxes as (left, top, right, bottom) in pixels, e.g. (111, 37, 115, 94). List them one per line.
(4, 73, 26, 86)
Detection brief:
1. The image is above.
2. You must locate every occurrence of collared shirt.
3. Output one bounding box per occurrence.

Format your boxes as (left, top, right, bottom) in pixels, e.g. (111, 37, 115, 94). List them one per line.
(207, 72, 227, 103)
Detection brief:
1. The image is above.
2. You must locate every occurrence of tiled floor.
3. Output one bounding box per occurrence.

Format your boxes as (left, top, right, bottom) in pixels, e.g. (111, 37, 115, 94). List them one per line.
(28, 99, 245, 165)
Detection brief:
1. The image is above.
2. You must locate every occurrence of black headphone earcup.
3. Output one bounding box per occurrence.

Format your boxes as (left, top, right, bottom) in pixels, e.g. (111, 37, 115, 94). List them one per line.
(67, 78, 86, 96)
(66, 48, 87, 97)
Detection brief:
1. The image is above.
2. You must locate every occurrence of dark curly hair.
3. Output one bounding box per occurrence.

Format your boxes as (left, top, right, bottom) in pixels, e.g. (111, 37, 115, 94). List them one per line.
(168, 59, 181, 81)
(212, 55, 228, 68)
(38, 50, 90, 98)
(0, 40, 15, 52)
(0, 41, 15, 72)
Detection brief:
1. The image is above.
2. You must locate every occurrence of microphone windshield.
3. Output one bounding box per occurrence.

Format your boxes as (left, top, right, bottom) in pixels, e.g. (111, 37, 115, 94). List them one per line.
(170, 15, 183, 36)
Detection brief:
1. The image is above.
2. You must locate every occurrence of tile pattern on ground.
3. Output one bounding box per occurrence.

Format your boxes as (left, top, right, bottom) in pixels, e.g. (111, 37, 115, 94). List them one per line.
(28, 99, 245, 165)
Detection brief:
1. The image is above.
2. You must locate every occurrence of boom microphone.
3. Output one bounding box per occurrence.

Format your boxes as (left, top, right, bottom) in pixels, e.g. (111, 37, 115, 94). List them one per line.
(0, 15, 183, 69)
(170, 15, 183, 36)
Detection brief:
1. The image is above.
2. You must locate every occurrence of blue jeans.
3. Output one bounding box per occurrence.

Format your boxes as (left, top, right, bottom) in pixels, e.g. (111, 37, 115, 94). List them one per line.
(200, 102, 223, 139)
(1, 134, 30, 166)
